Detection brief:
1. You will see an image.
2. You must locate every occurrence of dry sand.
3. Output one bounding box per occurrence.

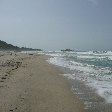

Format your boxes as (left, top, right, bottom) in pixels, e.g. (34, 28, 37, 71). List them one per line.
(0, 52, 84, 112)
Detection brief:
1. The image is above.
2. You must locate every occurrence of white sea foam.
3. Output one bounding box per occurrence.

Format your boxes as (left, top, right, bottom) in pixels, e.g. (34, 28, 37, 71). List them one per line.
(47, 51, 112, 103)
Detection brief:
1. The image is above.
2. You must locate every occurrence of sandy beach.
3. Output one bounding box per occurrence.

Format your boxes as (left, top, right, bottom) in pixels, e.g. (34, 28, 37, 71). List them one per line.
(0, 52, 84, 112)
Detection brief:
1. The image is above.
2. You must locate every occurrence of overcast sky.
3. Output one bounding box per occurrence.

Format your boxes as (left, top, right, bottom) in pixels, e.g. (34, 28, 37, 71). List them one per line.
(0, 0, 112, 51)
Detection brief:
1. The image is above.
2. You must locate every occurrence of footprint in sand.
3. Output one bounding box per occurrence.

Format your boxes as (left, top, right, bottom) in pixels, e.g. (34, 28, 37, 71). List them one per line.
(1, 77, 7, 80)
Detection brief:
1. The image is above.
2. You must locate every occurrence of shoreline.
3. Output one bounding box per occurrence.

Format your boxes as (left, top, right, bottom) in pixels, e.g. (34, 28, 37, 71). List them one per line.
(0, 52, 84, 112)
(50, 60, 112, 112)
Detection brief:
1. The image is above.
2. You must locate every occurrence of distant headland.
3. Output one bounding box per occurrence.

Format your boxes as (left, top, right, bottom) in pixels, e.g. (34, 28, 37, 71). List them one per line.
(61, 49, 74, 52)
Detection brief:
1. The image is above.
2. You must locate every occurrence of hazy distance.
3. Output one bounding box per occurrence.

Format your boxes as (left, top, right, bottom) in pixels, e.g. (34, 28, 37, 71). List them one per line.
(0, 0, 112, 51)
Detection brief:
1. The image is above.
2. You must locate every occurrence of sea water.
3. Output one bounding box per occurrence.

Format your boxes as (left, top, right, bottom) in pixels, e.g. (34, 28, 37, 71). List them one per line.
(46, 51, 112, 109)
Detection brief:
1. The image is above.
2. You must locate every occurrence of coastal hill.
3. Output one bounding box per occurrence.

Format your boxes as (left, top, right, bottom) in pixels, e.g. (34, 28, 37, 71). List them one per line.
(0, 40, 42, 51)
(0, 40, 20, 51)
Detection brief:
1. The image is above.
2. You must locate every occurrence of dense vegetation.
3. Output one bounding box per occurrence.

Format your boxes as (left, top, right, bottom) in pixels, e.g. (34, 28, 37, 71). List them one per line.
(0, 40, 20, 51)
(0, 40, 42, 51)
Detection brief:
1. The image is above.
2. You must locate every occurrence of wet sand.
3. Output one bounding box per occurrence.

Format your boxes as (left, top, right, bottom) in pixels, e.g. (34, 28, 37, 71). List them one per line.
(57, 66, 112, 112)
(0, 52, 84, 112)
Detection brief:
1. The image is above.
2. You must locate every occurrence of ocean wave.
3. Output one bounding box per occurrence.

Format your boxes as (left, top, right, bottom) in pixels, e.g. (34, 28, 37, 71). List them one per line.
(46, 51, 112, 103)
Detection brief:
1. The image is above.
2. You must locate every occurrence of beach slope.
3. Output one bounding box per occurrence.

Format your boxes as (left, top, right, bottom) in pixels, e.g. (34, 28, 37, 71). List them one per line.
(0, 53, 84, 112)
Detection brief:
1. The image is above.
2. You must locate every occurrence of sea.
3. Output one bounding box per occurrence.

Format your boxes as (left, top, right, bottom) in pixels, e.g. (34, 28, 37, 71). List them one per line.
(45, 51, 112, 112)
